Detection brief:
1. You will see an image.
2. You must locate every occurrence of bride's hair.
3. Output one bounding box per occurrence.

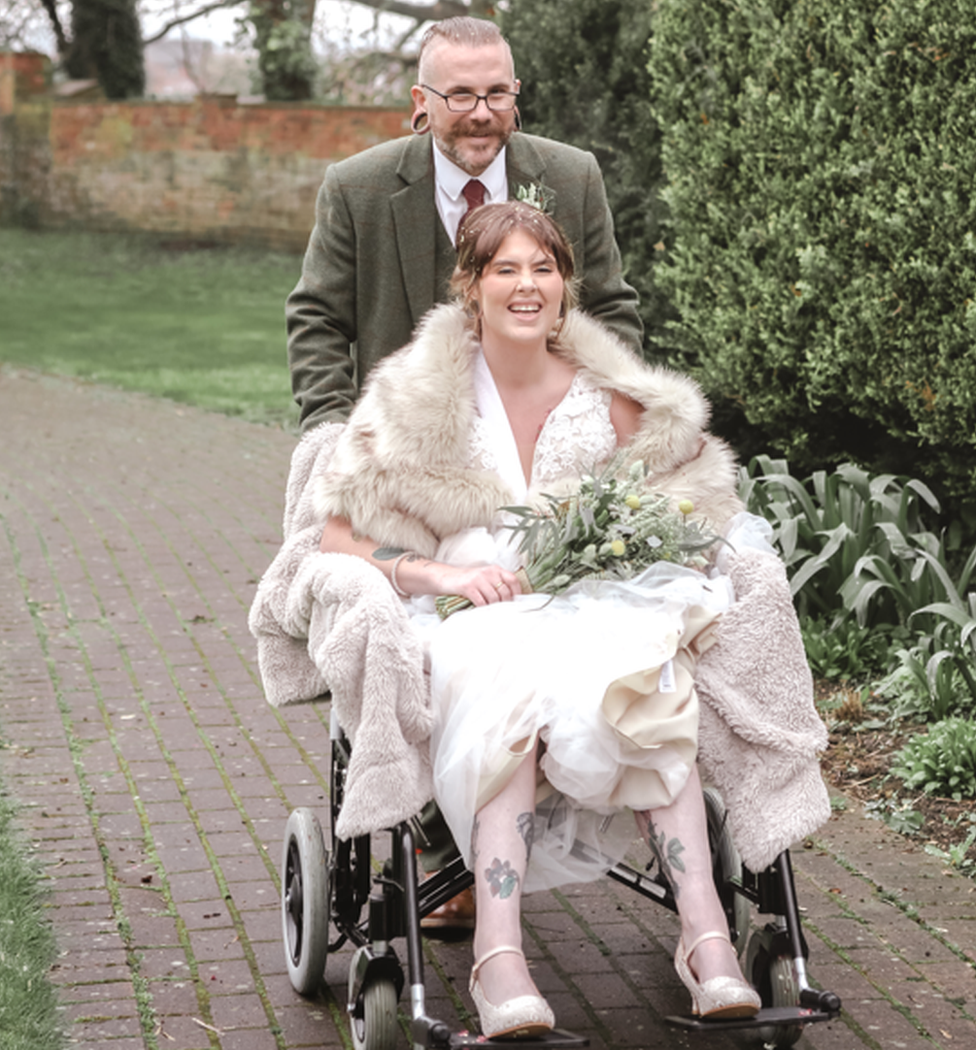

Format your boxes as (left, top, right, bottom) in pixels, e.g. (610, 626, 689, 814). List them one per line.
(451, 201, 579, 324)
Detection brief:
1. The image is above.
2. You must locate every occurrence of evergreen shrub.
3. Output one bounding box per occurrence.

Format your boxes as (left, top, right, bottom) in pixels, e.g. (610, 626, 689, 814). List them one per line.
(503, 0, 672, 350)
(649, 0, 976, 507)
(67, 0, 145, 99)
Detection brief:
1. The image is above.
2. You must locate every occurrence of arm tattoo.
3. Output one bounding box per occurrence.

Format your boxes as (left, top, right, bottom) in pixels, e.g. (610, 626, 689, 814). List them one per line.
(484, 857, 520, 899)
(372, 546, 406, 560)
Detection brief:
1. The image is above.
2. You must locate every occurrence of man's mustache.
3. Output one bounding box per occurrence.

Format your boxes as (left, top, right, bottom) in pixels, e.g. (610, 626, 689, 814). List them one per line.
(454, 117, 503, 136)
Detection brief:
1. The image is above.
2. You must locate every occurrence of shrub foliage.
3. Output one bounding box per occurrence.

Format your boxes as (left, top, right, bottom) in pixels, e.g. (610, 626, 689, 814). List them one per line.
(649, 0, 976, 504)
(891, 718, 976, 801)
(502, 0, 672, 350)
(66, 0, 145, 99)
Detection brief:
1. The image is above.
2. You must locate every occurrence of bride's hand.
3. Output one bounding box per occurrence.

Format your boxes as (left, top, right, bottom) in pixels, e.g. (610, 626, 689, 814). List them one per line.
(403, 560, 523, 605)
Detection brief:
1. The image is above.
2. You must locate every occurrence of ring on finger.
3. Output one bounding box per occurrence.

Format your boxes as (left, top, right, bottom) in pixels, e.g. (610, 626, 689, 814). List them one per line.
(494, 581, 505, 591)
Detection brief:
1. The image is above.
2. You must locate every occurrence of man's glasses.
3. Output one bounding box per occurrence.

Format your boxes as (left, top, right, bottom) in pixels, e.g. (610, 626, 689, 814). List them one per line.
(422, 84, 520, 113)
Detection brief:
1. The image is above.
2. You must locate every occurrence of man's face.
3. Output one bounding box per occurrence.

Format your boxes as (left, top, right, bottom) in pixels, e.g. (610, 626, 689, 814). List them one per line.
(412, 41, 519, 176)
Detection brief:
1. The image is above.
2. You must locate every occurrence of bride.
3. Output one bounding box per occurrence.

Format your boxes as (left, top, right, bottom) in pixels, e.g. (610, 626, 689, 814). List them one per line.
(316, 201, 761, 1037)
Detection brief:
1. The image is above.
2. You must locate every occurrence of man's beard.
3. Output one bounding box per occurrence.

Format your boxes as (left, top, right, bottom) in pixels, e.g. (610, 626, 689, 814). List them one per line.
(437, 117, 515, 175)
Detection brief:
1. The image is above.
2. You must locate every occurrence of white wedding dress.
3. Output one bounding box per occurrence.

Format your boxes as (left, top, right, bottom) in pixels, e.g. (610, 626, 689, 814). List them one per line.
(406, 352, 758, 892)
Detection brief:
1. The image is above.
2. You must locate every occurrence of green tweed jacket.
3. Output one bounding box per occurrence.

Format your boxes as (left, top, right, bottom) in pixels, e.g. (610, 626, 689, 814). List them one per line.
(287, 131, 642, 430)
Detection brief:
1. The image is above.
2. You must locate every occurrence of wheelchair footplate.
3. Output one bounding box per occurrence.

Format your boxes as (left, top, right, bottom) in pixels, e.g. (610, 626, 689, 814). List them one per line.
(667, 1003, 837, 1032)
(449, 1029, 588, 1048)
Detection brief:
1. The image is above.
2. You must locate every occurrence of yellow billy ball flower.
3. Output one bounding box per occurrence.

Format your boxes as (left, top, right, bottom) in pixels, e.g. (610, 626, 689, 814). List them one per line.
(610, 539, 627, 556)
(678, 499, 695, 516)
(625, 493, 642, 510)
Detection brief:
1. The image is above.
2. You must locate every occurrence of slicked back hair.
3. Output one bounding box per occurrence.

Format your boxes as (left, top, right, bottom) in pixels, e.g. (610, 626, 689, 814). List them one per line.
(417, 16, 514, 83)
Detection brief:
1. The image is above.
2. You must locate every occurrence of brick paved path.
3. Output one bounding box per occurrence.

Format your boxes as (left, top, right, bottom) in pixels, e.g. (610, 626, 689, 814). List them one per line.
(1, 366, 974, 1050)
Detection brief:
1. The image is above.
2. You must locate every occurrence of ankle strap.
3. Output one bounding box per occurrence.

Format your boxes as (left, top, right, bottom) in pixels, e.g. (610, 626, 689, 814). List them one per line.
(472, 945, 525, 978)
(685, 930, 732, 956)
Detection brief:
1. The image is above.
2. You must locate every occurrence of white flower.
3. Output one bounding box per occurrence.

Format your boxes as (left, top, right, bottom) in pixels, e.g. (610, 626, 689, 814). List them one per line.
(514, 182, 555, 213)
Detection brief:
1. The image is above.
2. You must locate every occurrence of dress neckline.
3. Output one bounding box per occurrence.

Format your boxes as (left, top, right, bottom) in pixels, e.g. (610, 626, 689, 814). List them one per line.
(473, 351, 581, 499)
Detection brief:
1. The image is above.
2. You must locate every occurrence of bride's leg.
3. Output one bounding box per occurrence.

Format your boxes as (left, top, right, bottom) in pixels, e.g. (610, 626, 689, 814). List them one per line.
(634, 764, 746, 986)
(470, 745, 541, 1006)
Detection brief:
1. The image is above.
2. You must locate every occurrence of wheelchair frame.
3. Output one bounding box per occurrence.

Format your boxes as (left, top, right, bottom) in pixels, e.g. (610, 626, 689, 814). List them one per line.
(281, 723, 841, 1050)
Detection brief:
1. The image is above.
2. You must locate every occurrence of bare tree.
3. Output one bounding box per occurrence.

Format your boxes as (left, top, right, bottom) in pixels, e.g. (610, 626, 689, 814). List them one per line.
(6, 0, 497, 101)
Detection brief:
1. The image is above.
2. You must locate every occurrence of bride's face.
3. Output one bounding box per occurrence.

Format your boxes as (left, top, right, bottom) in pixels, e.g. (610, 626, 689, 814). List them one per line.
(477, 229, 564, 347)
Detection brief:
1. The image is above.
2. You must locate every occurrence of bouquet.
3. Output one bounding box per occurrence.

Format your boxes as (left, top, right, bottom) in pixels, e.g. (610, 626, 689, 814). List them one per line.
(435, 460, 722, 619)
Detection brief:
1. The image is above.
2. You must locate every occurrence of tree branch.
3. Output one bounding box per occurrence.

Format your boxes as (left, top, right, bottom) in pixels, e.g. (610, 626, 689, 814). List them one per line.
(38, 0, 69, 54)
(142, 0, 241, 47)
(321, 1, 485, 23)
(139, 0, 492, 52)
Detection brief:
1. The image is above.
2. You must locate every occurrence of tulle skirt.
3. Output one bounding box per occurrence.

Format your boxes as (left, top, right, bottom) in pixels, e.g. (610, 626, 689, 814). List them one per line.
(408, 546, 736, 892)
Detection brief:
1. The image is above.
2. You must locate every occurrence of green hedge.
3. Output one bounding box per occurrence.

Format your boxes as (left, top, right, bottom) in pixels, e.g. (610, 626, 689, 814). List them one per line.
(502, 0, 672, 350)
(649, 0, 976, 506)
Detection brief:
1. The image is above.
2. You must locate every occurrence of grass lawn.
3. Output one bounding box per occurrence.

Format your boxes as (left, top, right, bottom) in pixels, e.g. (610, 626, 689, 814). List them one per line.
(0, 227, 303, 430)
(0, 789, 64, 1050)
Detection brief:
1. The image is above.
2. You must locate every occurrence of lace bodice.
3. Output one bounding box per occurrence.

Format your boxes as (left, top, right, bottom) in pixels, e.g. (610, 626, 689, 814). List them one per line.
(468, 371, 617, 492)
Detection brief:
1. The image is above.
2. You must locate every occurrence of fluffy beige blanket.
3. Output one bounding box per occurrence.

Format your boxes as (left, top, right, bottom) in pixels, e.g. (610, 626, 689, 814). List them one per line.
(248, 424, 434, 840)
(249, 424, 830, 870)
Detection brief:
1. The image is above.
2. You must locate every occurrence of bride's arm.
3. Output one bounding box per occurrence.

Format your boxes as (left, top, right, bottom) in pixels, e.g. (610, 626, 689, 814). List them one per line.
(320, 516, 522, 605)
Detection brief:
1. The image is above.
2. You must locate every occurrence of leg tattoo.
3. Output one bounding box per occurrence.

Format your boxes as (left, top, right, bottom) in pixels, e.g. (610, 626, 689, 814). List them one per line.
(484, 857, 520, 899)
(471, 813, 481, 869)
(516, 811, 535, 862)
(644, 817, 687, 899)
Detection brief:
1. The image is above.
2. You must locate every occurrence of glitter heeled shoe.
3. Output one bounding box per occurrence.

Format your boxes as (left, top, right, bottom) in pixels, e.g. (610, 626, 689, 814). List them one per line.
(674, 931, 761, 1020)
(469, 946, 555, 1039)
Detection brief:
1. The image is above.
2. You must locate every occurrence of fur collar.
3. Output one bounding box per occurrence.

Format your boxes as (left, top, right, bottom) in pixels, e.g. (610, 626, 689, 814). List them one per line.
(316, 304, 741, 556)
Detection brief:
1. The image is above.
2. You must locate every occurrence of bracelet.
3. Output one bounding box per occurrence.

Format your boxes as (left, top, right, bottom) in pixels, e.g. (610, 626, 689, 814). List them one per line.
(390, 552, 415, 598)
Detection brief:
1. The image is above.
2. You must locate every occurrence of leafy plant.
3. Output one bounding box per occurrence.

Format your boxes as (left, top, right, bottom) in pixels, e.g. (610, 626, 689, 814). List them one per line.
(877, 630, 976, 723)
(800, 616, 902, 682)
(864, 796, 925, 836)
(924, 824, 976, 872)
(890, 718, 976, 801)
(740, 455, 942, 624)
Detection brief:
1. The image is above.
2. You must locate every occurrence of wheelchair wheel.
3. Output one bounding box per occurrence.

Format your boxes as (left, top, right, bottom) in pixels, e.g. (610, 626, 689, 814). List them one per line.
(282, 808, 331, 996)
(745, 925, 803, 1047)
(703, 786, 750, 954)
(349, 977, 399, 1050)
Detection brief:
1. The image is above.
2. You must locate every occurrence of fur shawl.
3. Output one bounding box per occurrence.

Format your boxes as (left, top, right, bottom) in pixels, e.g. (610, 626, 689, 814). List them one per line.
(314, 304, 743, 554)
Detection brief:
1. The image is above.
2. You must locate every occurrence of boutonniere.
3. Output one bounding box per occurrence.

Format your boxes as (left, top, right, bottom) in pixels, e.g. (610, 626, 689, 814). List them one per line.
(513, 181, 555, 214)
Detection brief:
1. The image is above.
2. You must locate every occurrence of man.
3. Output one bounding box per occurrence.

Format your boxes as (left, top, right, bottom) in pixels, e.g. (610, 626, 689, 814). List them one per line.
(287, 15, 642, 432)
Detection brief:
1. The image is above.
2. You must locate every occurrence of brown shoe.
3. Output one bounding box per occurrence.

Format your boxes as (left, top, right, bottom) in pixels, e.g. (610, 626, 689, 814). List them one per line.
(420, 886, 475, 933)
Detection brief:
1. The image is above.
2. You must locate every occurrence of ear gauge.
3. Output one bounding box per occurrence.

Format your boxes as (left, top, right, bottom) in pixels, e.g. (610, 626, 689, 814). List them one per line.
(514, 107, 522, 132)
(412, 111, 430, 135)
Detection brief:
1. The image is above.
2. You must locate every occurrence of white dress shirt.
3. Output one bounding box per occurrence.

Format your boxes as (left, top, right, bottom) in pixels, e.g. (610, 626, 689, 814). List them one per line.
(432, 141, 509, 245)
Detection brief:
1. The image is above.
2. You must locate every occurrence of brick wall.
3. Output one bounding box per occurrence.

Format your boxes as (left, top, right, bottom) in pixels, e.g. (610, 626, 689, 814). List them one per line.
(0, 52, 411, 251)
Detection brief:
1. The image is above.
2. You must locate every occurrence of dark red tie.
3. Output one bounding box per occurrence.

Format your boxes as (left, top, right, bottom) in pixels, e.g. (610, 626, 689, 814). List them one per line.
(462, 178, 486, 216)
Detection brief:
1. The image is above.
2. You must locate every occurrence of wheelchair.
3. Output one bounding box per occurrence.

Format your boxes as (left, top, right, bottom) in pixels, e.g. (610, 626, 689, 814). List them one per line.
(280, 712, 841, 1049)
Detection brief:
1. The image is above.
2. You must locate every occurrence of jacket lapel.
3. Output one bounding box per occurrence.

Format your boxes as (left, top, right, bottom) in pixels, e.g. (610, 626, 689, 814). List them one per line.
(392, 136, 440, 327)
(506, 134, 548, 199)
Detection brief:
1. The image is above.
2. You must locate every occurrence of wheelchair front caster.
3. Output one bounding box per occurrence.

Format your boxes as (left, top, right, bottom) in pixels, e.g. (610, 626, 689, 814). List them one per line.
(745, 925, 803, 1047)
(282, 807, 331, 996)
(350, 977, 399, 1050)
